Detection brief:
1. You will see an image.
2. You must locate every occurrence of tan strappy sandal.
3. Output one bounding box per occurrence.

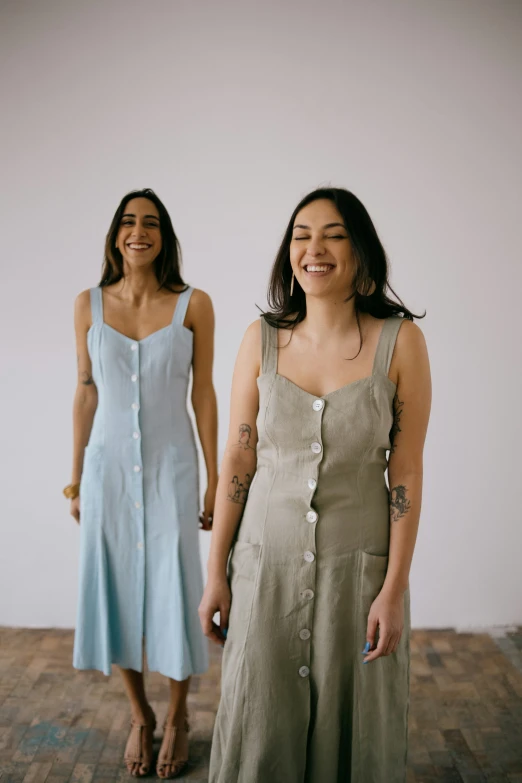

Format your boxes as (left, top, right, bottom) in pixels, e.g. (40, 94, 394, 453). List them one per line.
(156, 717, 190, 779)
(124, 707, 157, 777)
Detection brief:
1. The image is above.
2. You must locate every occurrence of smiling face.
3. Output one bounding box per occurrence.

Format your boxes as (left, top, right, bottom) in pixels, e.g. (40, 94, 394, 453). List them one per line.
(115, 197, 162, 269)
(290, 199, 356, 299)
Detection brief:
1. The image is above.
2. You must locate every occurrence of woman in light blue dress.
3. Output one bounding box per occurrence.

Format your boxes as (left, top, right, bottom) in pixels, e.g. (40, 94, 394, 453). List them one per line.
(68, 189, 218, 778)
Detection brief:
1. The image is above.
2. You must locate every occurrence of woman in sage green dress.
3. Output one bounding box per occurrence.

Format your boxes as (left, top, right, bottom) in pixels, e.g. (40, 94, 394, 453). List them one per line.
(199, 187, 431, 782)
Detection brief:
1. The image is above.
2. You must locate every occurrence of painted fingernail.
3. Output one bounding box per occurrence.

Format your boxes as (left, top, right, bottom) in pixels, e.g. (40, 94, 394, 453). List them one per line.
(222, 628, 228, 638)
(363, 659, 369, 664)
(362, 642, 371, 654)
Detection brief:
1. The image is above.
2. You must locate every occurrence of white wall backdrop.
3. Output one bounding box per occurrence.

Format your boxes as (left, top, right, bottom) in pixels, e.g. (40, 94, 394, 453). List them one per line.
(1, 0, 521, 630)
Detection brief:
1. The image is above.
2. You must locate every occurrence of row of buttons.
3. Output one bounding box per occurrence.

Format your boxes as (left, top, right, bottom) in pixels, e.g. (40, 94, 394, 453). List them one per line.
(130, 343, 144, 552)
(297, 398, 324, 680)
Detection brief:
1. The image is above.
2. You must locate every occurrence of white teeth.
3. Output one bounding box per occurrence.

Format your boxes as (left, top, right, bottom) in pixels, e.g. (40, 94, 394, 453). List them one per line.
(306, 265, 332, 272)
(129, 244, 150, 249)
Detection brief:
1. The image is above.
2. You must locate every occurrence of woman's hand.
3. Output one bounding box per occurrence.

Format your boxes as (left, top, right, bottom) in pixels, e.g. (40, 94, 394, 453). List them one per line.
(70, 496, 80, 524)
(363, 589, 404, 663)
(199, 481, 217, 530)
(198, 577, 230, 646)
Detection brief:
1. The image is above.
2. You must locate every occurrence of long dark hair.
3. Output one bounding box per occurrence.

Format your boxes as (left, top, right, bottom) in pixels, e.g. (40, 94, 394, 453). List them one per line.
(263, 187, 424, 332)
(99, 188, 187, 291)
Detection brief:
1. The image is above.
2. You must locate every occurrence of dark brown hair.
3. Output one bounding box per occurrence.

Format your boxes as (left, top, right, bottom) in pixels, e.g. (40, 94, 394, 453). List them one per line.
(99, 188, 187, 291)
(263, 187, 424, 330)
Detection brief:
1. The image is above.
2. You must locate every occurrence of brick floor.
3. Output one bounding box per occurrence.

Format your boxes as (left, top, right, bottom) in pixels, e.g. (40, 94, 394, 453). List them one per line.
(0, 627, 521, 781)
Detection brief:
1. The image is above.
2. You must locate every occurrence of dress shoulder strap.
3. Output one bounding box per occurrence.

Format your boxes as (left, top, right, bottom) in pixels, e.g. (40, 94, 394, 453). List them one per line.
(90, 287, 103, 325)
(260, 316, 278, 375)
(172, 286, 193, 326)
(372, 316, 405, 377)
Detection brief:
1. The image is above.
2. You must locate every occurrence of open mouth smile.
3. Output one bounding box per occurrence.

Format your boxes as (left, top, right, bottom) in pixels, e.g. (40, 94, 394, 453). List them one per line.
(127, 243, 152, 251)
(303, 263, 335, 275)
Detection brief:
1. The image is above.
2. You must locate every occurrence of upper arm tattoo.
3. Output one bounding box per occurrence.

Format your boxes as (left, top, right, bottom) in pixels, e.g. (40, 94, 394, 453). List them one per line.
(390, 484, 411, 522)
(236, 423, 255, 451)
(389, 393, 404, 454)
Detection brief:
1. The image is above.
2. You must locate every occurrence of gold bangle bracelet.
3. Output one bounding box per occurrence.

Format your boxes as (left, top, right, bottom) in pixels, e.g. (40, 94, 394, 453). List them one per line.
(63, 483, 81, 500)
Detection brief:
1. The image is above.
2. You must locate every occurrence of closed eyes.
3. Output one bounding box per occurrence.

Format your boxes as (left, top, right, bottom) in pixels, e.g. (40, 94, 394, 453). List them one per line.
(293, 235, 347, 241)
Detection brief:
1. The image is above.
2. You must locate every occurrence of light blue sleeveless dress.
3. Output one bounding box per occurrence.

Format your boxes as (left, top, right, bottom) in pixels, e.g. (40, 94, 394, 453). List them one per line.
(73, 286, 208, 681)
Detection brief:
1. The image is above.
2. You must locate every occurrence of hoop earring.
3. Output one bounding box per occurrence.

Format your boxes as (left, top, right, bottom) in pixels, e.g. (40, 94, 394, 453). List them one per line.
(356, 279, 376, 297)
(290, 273, 295, 297)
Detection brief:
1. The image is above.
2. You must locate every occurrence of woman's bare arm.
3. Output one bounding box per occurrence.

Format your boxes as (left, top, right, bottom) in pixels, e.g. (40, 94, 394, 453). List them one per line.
(199, 320, 261, 643)
(364, 319, 431, 662)
(207, 319, 261, 579)
(188, 290, 218, 525)
(383, 320, 431, 597)
(70, 291, 98, 518)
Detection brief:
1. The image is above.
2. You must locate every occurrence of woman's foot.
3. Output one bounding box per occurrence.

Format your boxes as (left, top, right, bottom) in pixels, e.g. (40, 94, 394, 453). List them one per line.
(156, 714, 190, 779)
(124, 705, 156, 777)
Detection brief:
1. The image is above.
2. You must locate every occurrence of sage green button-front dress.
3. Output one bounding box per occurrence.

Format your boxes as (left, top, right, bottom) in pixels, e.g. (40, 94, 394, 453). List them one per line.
(210, 316, 410, 783)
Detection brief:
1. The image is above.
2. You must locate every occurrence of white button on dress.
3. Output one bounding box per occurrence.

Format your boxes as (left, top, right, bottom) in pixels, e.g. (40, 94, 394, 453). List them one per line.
(304, 551, 315, 563)
(135, 501, 141, 509)
(312, 399, 325, 412)
(133, 431, 140, 440)
(131, 344, 138, 352)
(311, 442, 322, 454)
(308, 478, 317, 490)
(134, 465, 141, 473)
(131, 402, 139, 411)
(302, 589, 314, 600)
(137, 542, 143, 550)
(131, 374, 138, 382)
(306, 510, 318, 524)
(299, 666, 310, 678)
(299, 629, 311, 641)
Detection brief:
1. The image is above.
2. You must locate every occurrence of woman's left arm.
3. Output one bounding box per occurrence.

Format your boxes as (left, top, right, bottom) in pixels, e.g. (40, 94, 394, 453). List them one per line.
(364, 319, 432, 662)
(187, 289, 219, 530)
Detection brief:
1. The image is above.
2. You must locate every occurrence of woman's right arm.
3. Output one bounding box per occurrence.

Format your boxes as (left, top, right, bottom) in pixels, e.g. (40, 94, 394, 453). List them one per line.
(70, 290, 98, 523)
(198, 320, 262, 645)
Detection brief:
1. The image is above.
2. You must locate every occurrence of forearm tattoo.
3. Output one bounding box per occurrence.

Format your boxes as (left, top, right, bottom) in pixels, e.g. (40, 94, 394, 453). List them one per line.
(389, 393, 404, 454)
(80, 371, 94, 386)
(77, 355, 94, 386)
(227, 473, 252, 505)
(227, 424, 255, 504)
(390, 484, 411, 522)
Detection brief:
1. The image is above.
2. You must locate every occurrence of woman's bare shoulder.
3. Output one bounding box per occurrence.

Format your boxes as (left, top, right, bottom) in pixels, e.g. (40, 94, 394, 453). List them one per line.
(74, 288, 93, 331)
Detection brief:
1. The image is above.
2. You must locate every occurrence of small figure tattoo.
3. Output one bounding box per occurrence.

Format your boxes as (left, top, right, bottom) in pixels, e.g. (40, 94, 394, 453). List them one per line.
(80, 370, 94, 386)
(389, 394, 404, 454)
(227, 473, 252, 505)
(390, 484, 411, 522)
(78, 355, 94, 386)
(237, 423, 254, 451)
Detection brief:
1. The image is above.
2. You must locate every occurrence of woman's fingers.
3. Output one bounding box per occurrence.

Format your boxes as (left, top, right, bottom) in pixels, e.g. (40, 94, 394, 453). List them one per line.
(198, 593, 230, 646)
(365, 613, 378, 651)
(208, 621, 226, 646)
(220, 603, 230, 631)
(70, 499, 80, 524)
(202, 620, 224, 646)
(383, 633, 397, 657)
(198, 606, 220, 643)
(199, 512, 213, 531)
(364, 630, 389, 662)
(363, 628, 402, 662)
